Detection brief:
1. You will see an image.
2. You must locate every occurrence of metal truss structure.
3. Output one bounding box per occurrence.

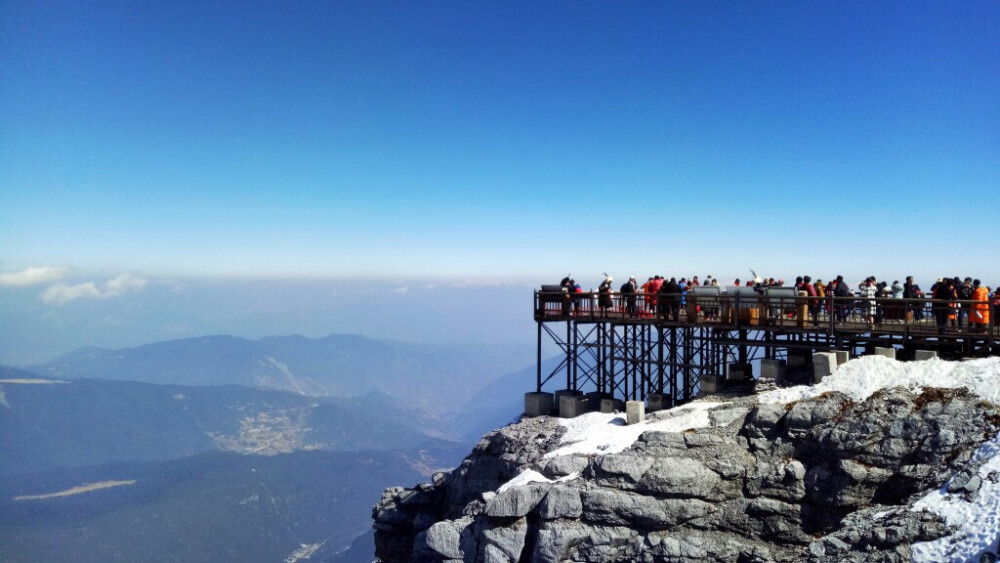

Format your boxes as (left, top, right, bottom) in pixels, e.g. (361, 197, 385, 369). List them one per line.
(535, 290, 999, 406)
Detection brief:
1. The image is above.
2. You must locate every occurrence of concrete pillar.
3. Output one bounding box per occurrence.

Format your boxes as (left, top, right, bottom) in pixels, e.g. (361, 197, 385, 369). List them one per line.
(524, 392, 554, 417)
(760, 359, 787, 380)
(584, 391, 608, 410)
(787, 349, 811, 367)
(600, 398, 625, 413)
(727, 363, 752, 382)
(553, 389, 582, 408)
(647, 393, 673, 413)
(835, 351, 849, 366)
(914, 350, 938, 361)
(559, 394, 591, 418)
(813, 352, 838, 383)
(626, 401, 645, 425)
(874, 347, 896, 360)
(700, 374, 725, 395)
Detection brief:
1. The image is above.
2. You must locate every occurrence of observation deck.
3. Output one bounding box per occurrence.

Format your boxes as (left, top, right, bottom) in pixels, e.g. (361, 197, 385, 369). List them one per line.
(529, 286, 999, 417)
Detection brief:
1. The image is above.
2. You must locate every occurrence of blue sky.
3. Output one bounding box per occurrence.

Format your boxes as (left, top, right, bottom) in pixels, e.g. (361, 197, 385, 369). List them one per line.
(2, 1, 998, 362)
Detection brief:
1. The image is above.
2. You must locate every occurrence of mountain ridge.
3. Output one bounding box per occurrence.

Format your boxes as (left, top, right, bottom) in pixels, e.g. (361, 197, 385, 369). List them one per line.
(0, 368, 464, 476)
(29, 333, 535, 417)
(2, 332, 538, 561)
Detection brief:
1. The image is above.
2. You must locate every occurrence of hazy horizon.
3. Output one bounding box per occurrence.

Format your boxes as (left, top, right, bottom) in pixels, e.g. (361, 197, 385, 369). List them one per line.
(3, 268, 994, 366)
(3, 2, 998, 364)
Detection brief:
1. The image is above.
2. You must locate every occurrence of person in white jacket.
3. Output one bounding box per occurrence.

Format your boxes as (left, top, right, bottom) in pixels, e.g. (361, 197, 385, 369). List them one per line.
(859, 277, 878, 329)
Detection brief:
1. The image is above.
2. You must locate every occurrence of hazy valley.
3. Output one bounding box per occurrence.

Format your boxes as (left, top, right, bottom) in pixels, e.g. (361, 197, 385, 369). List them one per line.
(0, 334, 535, 562)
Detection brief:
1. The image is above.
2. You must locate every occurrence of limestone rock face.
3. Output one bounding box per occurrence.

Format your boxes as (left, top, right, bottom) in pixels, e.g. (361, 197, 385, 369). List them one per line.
(372, 386, 1000, 563)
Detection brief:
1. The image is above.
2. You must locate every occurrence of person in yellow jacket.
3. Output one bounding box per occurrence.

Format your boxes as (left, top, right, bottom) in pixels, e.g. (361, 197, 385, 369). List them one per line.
(970, 280, 991, 331)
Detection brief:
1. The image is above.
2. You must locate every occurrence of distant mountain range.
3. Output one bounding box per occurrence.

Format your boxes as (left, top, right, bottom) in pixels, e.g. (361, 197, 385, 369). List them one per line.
(0, 333, 537, 562)
(0, 367, 460, 476)
(30, 334, 534, 423)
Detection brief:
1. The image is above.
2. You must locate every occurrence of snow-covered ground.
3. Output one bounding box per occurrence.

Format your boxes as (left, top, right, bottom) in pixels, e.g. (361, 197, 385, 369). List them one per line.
(541, 400, 721, 459)
(757, 355, 1000, 406)
(503, 355, 1000, 560)
(912, 432, 1000, 563)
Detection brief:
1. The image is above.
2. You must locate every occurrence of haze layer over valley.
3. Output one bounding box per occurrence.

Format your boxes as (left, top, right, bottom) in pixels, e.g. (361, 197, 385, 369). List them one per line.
(0, 334, 535, 562)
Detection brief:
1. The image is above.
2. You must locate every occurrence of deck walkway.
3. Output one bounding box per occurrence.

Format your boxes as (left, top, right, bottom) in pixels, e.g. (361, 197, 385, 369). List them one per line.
(530, 289, 999, 414)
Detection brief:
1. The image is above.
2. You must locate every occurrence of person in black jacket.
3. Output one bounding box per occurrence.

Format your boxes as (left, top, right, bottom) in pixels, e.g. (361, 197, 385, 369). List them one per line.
(620, 276, 638, 316)
(903, 276, 919, 321)
(597, 275, 614, 315)
(933, 277, 957, 334)
(956, 277, 974, 329)
(833, 275, 852, 323)
(658, 277, 682, 322)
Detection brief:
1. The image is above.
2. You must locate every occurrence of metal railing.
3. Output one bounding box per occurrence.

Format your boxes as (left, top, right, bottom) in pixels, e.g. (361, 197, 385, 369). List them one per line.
(534, 289, 999, 337)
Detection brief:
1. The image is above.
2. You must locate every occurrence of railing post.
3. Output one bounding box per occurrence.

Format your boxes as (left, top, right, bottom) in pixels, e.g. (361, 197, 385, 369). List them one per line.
(829, 295, 835, 337)
(657, 325, 665, 394)
(536, 322, 542, 392)
(566, 321, 573, 391)
(734, 293, 741, 330)
(991, 297, 997, 354)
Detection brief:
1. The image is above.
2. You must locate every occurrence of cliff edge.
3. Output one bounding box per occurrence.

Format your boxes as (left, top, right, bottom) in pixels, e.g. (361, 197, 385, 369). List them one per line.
(373, 356, 1000, 562)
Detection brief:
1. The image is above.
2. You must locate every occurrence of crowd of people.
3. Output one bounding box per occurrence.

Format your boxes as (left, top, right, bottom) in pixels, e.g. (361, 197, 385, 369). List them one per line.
(554, 273, 998, 333)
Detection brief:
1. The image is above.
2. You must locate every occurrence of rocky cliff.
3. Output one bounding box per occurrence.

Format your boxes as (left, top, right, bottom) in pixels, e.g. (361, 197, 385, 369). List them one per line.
(372, 357, 1000, 562)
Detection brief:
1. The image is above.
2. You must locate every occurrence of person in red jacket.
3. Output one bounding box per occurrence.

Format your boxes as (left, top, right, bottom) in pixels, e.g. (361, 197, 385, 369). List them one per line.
(647, 276, 663, 316)
(802, 275, 819, 326)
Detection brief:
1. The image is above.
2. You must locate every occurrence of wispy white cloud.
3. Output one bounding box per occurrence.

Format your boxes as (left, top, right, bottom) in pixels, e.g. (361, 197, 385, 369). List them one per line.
(0, 266, 70, 287)
(391, 286, 409, 294)
(104, 273, 147, 295)
(40, 273, 148, 305)
(41, 282, 101, 304)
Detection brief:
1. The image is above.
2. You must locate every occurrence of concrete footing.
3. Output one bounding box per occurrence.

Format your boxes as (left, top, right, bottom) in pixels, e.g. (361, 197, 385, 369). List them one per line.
(727, 363, 752, 383)
(874, 347, 896, 360)
(787, 350, 812, 368)
(554, 389, 583, 418)
(914, 350, 938, 361)
(626, 401, 645, 425)
(700, 374, 725, 395)
(813, 352, 839, 383)
(524, 392, 554, 417)
(585, 391, 608, 409)
(600, 398, 625, 413)
(647, 393, 673, 413)
(559, 393, 591, 418)
(553, 389, 581, 409)
(760, 359, 787, 381)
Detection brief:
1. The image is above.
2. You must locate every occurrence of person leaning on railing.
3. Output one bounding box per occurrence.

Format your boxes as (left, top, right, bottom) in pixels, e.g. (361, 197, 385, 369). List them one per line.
(597, 275, 614, 315)
(932, 277, 957, 334)
(802, 275, 819, 326)
(832, 276, 852, 322)
(903, 276, 922, 321)
(620, 276, 638, 315)
(970, 280, 991, 332)
(814, 279, 827, 314)
(658, 277, 682, 322)
(568, 279, 582, 314)
(859, 278, 878, 329)
(993, 287, 1000, 332)
(956, 277, 975, 329)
